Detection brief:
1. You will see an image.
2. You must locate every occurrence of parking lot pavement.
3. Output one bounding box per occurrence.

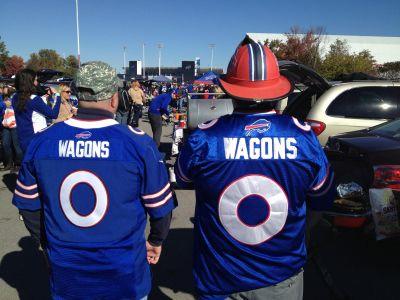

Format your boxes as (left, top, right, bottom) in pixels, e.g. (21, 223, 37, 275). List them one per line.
(1, 115, 399, 300)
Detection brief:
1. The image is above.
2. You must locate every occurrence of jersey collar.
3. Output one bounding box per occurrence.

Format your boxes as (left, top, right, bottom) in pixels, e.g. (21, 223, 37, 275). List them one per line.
(233, 110, 276, 116)
(65, 108, 118, 129)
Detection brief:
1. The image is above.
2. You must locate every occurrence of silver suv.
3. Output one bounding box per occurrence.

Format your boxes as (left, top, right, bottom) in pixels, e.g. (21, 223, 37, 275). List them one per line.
(280, 61, 400, 145)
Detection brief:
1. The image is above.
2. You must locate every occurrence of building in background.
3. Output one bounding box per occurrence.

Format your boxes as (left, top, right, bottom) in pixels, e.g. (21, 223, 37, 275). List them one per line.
(195, 57, 201, 76)
(121, 60, 223, 83)
(247, 33, 400, 64)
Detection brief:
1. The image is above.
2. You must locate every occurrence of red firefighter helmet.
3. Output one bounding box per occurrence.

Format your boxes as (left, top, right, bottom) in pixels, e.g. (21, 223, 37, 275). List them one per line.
(219, 36, 292, 101)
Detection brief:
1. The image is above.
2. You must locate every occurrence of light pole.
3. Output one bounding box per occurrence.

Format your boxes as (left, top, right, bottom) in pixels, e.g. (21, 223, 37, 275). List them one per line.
(209, 43, 215, 71)
(157, 43, 164, 76)
(75, 0, 81, 67)
(123, 46, 127, 70)
(142, 43, 146, 77)
(123, 46, 127, 80)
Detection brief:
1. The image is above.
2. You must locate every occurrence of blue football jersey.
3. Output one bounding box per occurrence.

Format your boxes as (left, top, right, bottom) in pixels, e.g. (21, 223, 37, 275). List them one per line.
(175, 111, 335, 298)
(13, 117, 175, 300)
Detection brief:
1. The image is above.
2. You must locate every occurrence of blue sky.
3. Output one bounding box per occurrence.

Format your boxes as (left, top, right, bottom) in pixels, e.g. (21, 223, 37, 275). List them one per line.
(1, 0, 399, 72)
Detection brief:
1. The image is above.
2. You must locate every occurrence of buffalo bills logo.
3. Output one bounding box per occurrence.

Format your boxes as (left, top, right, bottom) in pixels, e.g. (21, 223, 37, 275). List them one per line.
(75, 131, 92, 139)
(244, 119, 271, 136)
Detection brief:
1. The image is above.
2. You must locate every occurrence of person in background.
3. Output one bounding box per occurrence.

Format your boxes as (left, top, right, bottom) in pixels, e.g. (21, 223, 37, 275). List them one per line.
(128, 80, 145, 127)
(0, 86, 23, 171)
(12, 69, 61, 154)
(53, 83, 77, 123)
(116, 82, 131, 124)
(0, 84, 4, 102)
(148, 90, 176, 147)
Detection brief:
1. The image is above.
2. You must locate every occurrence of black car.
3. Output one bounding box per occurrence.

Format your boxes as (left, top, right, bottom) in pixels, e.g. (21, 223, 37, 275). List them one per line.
(325, 119, 400, 220)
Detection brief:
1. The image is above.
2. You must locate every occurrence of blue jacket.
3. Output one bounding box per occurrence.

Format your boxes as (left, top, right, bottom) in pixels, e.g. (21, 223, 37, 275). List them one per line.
(12, 93, 60, 152)
(149, 93, 172, 116)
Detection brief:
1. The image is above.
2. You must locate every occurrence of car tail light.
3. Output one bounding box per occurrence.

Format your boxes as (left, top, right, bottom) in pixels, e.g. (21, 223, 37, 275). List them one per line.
(373, 165, 400, 190)
(306, 119, 326, 136)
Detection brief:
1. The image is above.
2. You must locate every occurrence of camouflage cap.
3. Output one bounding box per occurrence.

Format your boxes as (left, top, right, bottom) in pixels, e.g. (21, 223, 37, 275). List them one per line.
(75, 61, 119, 101)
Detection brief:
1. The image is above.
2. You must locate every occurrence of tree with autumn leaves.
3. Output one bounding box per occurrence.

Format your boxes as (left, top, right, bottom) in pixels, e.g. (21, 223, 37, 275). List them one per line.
(265, 27, 379, 80)
(0, 37, 78, 78)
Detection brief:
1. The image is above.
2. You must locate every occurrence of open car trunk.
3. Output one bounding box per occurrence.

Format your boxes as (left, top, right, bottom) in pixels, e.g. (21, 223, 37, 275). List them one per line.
(279, 61, 331, 120)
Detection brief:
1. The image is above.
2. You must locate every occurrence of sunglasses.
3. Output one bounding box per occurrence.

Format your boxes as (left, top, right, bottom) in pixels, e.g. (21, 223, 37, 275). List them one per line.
(63, 91, 72, 94)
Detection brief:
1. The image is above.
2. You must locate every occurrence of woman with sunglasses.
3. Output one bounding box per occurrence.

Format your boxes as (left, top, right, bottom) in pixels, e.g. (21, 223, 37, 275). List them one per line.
(12, 69, 61, 154)
(53, 84, 77, 123)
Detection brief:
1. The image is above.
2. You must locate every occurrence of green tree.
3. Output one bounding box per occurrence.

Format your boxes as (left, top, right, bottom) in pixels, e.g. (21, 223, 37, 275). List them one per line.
(0, 36, 10, 74)
(378, 61, 400, 79)
(320, 39, 377, 80)
(26, 49, 65, 71)
(63, 55, 79, 77)
(264, 39, 286, 59)
(319, 39, 353, 79)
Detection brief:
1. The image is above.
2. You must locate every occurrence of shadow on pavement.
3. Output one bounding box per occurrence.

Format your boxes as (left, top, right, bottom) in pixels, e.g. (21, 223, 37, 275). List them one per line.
(0, 236, 50, 300)
(149, 228, 196, 299)
(2, 172, 18, 193)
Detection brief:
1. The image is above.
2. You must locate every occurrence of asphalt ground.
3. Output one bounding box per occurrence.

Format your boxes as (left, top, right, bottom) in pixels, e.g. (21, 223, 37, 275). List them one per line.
(0, 113, 399, 300)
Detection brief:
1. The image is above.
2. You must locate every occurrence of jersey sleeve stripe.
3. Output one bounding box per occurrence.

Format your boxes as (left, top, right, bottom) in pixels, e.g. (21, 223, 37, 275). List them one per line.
(144, 192, 172, 208)
(176, 156, 192, 182)
(17, 180, 38, 190)
(142, 183, 170, 199)
(311, 166, 330, 191)
(308, 172, 334, 197)
(14, 189, 39, 199)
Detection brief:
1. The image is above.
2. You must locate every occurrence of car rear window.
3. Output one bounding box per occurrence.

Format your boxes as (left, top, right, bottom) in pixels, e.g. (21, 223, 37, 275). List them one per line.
(371, 118, 400, 139)
(326, 87, 400, 119)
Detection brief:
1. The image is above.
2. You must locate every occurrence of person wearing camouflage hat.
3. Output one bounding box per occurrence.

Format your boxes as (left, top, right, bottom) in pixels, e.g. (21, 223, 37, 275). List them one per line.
(12, 61, 176, 299)
(75, 61, 120, 102)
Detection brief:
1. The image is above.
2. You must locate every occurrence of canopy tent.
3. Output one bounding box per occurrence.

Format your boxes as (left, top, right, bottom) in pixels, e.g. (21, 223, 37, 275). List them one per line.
(194, 71, 219, 84)
(151, 75, 172, 83)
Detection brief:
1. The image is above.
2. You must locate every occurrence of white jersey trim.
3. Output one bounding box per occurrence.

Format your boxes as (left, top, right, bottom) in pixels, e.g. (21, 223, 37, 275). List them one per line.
(128, 126, 145, 135)
(65, 118, 119, 129)
(233, 110, 276, 116)
(15, 189, 39, 199)
(144, 192, 172, 208)
(142, 182, 170, 199)
(292, 117, 311, 131)
(17, 180, 37, 191)
(198, 119, 218, 130)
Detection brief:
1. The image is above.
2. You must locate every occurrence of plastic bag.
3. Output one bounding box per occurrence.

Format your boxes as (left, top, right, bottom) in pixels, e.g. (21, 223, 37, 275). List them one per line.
(369, 188, 400, 240)
(337, 182, 364, 198)
(2, 107, 16, 128)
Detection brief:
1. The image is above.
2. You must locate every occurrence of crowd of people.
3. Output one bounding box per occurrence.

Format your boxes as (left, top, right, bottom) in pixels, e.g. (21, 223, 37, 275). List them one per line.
(0, 74, 210, 170)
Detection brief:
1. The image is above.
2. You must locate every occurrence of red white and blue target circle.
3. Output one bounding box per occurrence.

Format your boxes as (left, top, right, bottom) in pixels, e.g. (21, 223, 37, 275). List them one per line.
(218, 175, 288, 245)
(60, 170, 108, 227)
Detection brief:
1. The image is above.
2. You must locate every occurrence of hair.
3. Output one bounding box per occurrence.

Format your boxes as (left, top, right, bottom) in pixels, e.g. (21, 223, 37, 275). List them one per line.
(2, 86, 15, 100)
(15, 69, 37, 111)
(59, 83, 71, 101)
(132, 80, 140, 89)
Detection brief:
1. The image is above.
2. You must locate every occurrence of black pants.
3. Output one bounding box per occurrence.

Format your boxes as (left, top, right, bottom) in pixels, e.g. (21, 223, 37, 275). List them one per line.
(129, 104, 143, 127)
(149, 112, 162, 147)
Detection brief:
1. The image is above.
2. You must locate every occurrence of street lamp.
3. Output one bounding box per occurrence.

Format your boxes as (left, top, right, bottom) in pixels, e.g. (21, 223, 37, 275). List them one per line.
(75, 0, 81, 67)
(142, 43, 146, 77)
(123, 46, 127, 70)
(123, 46, 127, 80)
(209, 43, 215, 71)
(157, 43, 164, 76)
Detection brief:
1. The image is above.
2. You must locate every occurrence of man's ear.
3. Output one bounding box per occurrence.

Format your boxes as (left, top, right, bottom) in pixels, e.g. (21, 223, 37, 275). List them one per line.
(110, 92, 119, 109)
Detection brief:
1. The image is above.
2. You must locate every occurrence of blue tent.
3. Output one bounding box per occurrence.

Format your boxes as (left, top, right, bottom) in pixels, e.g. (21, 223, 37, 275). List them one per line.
(194, 71, 219, 84)
(151, 75, 172, 82)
